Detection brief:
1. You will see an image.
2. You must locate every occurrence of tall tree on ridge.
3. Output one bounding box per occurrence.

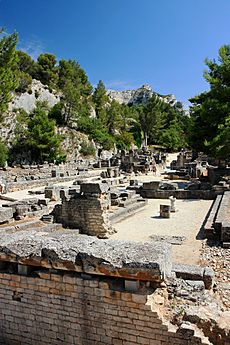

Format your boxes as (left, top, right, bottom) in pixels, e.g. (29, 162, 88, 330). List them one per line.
(0, 29, 18, 118)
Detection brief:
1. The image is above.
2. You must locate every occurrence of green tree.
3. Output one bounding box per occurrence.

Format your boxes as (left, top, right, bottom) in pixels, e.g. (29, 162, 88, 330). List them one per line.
(16, 50, 36, 75)
(158, 119, 185, 151)
(58, 59, 92, 96)
(11, 104, 64, 164)
(0, 139, 8, 167)
(48, 102, 65, 125)
(138, 94, 165, 146)
(26, 105, 63, 162)
(57, 59, 93, 126)
(189, 45, 230, 158)
(61, 80, 81, 125)
(92, 80, 109, 123)
(0, 30, 18, 118)
(35, 53, 57, 87)
(15, 71, 32, 93)
(106, 100, 122, 134)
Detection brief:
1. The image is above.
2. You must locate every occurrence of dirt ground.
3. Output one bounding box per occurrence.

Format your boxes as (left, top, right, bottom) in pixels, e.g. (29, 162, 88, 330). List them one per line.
(112, 198, 212, 265)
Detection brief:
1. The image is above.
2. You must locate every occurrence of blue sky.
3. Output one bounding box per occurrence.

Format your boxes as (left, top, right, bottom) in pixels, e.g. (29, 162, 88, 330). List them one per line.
(1, 0, 230, 106)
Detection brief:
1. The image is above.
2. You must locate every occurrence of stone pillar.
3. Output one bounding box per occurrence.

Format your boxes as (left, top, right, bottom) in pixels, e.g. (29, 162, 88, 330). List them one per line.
(169, 196, 176, 212)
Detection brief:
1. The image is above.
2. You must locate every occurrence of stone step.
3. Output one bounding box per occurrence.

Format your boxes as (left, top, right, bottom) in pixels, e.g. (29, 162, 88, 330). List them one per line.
(109, 198, 148, 223)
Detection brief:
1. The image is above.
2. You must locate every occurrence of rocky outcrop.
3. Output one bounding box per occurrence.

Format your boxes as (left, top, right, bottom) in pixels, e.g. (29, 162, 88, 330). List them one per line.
(107, 84, 180, 107)
(9, 79, 60, 113)
(0, 80, 60, 144)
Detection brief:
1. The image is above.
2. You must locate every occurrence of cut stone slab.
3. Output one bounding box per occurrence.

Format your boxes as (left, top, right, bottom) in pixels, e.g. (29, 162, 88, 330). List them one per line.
(172, 263, 204, 281)
(80, 182, 109, 194)
(0, 229, 172, 282)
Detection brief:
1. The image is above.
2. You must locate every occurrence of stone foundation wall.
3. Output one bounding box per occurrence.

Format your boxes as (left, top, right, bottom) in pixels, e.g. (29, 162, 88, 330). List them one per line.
(140, 189, 217, 200)
(0, 272, 209, 345)
(54, 183, 113, 238)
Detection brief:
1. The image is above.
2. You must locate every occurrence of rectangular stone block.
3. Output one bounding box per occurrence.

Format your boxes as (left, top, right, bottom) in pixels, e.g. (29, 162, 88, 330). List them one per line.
(0, 207, 13, 223)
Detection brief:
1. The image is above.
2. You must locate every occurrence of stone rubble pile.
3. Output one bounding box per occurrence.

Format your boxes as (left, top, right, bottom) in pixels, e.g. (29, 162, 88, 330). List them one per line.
(201, 240, 230, 310)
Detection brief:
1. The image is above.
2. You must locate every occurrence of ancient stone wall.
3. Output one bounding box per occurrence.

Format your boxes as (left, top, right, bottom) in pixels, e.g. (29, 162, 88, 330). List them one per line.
(54, 183, 113, 238)
(0, 272, 209, 345)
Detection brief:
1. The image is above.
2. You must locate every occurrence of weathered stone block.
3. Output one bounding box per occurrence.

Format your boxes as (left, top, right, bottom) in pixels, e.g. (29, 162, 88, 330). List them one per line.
(203, 266, 215, 289)
(125, 280, 140, 292)
(80, 182, 109, 195)
(172, 264, 204, 281)
(0, 207, 13, 223)
(160, 205, 170, 218)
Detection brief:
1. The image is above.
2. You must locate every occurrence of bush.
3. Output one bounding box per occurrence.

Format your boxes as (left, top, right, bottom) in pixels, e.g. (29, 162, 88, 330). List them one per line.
(15, 72, 32, 94)
(80, 141, 96, 156)
(90, 129, 114, 150)
(49, 103, 65, 125)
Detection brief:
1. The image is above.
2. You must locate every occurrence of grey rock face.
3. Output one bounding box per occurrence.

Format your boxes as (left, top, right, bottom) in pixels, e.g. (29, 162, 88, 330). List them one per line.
(107, 84, 178, 106)
(9, 80, 60, 113)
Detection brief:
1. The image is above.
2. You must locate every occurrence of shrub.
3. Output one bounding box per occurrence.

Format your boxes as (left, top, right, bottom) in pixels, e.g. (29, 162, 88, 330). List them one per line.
(15, 72, 32, 93)
(115, 132, 134, 150)
(80, 141, 96, 156)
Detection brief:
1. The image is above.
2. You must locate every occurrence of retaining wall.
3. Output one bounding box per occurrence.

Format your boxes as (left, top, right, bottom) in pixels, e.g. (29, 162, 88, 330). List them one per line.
(0, 272, 209, 345)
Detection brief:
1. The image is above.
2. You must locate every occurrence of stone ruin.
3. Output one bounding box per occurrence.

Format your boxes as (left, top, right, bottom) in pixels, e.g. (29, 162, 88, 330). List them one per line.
(53, 182, 114, 238)
(0, 161, 95, 193)
(0, 225, 227, 345)
(0, 161, 230, 344)
(204, 190, 230, 247)
(0, 197, 49, 224)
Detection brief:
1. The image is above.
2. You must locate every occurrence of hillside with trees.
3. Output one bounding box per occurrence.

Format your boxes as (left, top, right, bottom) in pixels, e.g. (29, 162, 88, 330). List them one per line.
(0, 29, 190, 166)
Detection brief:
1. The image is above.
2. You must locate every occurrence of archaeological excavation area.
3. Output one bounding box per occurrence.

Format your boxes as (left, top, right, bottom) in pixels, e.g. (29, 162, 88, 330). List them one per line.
(0, 150, 230, 345)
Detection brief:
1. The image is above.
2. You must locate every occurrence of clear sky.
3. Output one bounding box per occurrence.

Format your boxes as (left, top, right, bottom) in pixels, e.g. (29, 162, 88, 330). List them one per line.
(1, 0, 230, 106)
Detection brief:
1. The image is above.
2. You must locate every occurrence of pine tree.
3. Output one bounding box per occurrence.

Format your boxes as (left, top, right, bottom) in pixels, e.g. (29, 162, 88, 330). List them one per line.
(190, 45, 230, 158)
(0, 30, 18, 118)
(138, 94, 165, 146)
(92, 80, 109, 123)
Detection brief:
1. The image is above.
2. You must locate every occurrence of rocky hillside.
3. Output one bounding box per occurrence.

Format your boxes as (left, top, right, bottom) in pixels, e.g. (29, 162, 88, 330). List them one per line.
(0, 80, 60, 143)
(107, 84, 181, 107)
(0, 80, 94, 162)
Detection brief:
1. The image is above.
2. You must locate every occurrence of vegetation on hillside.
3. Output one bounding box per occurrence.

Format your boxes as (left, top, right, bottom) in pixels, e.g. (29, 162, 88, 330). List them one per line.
(10, 102, 66, 164)
(0, 29, 199, 164)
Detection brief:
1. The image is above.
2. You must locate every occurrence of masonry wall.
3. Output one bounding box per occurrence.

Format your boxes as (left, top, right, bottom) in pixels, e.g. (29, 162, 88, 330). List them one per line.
(0, 272, 207, 345)
(55, 194, 111, 237)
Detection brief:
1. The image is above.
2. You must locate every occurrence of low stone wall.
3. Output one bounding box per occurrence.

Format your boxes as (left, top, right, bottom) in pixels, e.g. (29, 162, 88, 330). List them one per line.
(0, 271, 210, 345)
(5, 176, 75, 193)
(140, 189, 217, 200)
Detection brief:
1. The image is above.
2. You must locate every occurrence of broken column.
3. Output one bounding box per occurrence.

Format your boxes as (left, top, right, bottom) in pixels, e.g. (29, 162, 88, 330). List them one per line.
(169, 196, 176, 212)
